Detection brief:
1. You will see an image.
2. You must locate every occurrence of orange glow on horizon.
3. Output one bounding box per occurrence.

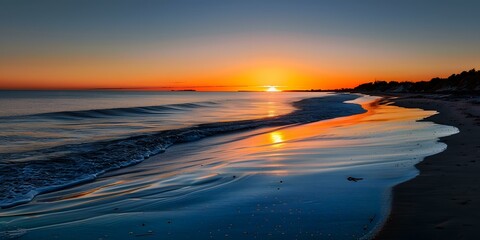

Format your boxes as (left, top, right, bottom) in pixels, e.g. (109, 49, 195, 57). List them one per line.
(0, 24, 477, 91)
(0, 53, 373, 91)
(0, 56, 467, 91)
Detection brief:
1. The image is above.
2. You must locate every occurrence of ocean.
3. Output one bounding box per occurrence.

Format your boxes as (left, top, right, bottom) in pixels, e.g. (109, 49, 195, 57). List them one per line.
(0, 91, 458, 239)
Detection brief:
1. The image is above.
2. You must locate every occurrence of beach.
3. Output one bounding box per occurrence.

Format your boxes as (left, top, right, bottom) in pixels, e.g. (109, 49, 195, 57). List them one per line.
(1, 1, 478, 239)
(376, 94, 480, 239)
(0, 92, 460, 239)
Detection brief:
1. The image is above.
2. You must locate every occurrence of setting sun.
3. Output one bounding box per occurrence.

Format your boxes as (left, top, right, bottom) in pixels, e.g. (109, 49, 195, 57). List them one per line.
(266, 86, 281, 92)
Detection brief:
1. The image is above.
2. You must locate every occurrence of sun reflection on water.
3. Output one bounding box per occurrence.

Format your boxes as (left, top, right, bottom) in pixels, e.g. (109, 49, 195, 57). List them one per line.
(270, 131, 284, 147)
(266, 101, 278, 117)
(267, 109, 276, 117)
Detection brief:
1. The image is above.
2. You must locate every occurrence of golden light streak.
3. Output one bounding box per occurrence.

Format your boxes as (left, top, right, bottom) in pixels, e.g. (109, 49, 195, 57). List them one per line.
(270, 131, 284, 147)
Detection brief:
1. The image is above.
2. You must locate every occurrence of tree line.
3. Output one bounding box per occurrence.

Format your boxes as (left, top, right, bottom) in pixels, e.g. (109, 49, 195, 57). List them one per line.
(354, 69, 480, 93)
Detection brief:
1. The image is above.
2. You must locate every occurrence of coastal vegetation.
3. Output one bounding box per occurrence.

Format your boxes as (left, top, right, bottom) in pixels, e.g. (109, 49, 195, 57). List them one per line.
(354, 69, 480, 93)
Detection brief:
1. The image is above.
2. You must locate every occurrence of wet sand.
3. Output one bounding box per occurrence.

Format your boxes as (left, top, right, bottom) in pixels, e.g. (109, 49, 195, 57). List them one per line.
(376, 94, 480, 239)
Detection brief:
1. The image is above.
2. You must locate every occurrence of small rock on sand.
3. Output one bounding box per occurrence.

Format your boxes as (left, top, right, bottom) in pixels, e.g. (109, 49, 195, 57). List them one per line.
(347, 177, 363, 182)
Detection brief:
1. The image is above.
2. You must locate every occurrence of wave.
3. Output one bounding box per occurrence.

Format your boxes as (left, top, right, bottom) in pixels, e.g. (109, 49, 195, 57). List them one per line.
(0, 94, 365, 208)
(1, 101, 218, 120)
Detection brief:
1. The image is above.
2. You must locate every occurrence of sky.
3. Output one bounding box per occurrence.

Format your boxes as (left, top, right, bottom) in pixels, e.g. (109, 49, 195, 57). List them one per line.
(1, 0, 479, 91)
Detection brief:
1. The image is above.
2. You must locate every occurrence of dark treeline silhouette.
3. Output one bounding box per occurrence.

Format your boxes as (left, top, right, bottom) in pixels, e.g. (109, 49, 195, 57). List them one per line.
(354, 69, 480, 93)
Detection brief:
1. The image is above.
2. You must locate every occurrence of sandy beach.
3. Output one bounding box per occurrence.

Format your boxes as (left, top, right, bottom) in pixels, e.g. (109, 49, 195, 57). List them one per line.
(376, 94, 480, 239)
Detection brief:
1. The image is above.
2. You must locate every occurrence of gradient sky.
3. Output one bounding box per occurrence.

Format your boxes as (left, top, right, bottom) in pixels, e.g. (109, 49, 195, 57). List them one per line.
(1, 0, 479, 91)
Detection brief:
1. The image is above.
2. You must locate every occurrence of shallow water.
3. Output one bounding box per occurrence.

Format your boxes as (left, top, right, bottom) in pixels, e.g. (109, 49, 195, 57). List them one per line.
(0, 91, 311, 153)
(0, 92, 365, 208)
(0, 94, 458, 239)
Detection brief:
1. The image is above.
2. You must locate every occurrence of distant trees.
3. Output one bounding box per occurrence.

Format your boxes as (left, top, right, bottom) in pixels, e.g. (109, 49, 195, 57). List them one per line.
(354, 69, 480, 93)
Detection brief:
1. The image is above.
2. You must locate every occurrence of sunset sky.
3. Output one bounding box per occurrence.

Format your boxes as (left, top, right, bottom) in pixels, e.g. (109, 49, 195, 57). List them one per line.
(1, 0, 479, 91)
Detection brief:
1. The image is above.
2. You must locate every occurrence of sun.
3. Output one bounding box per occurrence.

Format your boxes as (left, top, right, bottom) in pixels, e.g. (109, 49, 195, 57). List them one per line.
(266, 86, 280, 92)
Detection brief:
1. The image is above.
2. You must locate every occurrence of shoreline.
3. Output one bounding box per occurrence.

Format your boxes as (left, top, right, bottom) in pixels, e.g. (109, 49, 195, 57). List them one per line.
(374, 93, 480, 239)
(2, 93, 457, 240)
